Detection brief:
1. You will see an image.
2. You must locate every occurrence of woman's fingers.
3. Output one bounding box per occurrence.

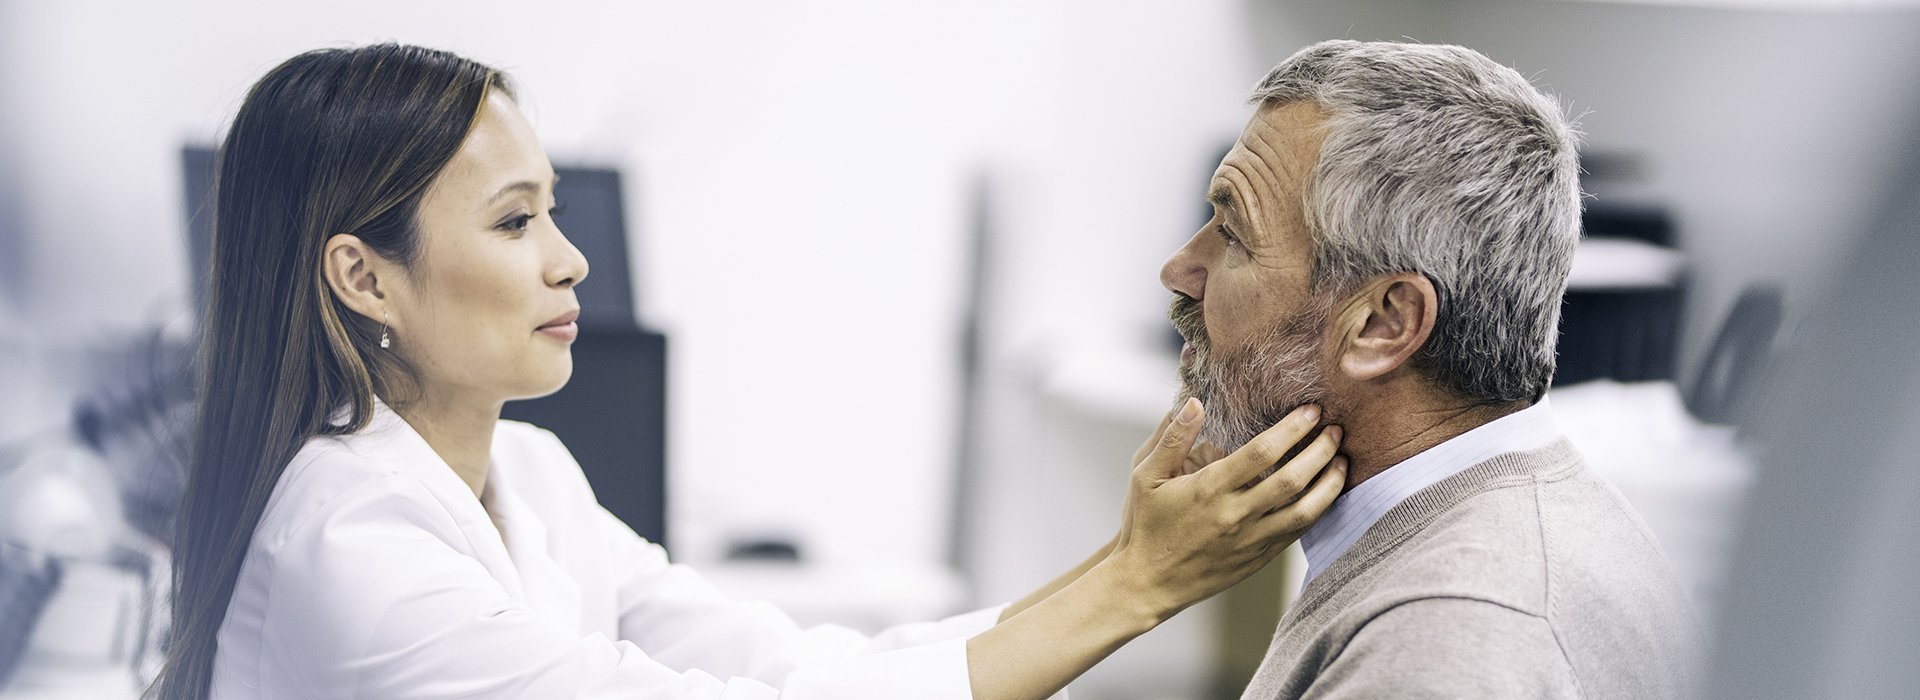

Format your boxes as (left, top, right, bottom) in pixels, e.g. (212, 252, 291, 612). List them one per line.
(1242, 425, 1342, 510)
(1182, 440, 1224, 478)
(1254, 455, 1347, 540)
(1135, 398, 1204, 481)
(1113, 403, 1341, 614)
(1194, 403, 1321, 495)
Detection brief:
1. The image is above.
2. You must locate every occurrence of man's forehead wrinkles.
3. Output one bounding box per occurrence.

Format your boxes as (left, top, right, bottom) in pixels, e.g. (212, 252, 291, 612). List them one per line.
(1242, 128, 1296, 194)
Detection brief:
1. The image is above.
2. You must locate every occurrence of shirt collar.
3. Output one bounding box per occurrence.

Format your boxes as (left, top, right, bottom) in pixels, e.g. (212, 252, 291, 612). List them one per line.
(333, 397, 495, 511)
(1298, 398, 1562, 585)
(328, 398, 557, 610)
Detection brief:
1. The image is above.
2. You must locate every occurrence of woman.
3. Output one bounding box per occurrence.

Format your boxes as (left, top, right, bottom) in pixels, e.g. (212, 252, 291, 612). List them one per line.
(148, 44, 1347, 699)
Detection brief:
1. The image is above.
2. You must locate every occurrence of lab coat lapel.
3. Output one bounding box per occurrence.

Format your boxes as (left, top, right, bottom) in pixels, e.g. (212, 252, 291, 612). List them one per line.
(482, 463, 585, 634)
(352, 400, 530, 605)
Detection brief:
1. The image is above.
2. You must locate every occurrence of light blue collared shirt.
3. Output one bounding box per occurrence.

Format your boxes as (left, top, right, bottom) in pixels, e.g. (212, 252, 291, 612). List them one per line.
(1299, 398, 1562, 585)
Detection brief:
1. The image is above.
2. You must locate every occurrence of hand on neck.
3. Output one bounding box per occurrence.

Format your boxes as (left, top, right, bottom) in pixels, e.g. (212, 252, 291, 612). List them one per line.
(387, 388, 505, 501)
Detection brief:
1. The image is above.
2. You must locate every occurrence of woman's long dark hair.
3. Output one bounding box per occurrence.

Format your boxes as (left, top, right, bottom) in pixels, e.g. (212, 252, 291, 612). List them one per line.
(146, 44, 510, 700)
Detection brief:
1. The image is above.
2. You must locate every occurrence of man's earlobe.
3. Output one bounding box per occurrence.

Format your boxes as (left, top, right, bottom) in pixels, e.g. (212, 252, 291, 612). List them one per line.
(1336, 274, 1439, 382)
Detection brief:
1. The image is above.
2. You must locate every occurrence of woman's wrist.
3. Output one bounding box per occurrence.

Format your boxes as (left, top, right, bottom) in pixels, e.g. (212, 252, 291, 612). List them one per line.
(968, 552, 1171, 699)
(1082, 555, 1176, 634)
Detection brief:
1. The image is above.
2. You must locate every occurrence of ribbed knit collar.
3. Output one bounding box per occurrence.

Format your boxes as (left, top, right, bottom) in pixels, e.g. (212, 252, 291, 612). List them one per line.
(1285, 439, 1583, 624)
(1300, 400, 1562, 585)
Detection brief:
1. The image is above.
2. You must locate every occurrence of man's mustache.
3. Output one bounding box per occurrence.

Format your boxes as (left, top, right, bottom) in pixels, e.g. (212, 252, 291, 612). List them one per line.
(1170, 295, 1207, 351)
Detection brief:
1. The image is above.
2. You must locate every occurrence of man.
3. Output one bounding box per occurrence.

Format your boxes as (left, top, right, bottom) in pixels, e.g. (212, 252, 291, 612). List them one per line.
(1161, 40, 1695, 698)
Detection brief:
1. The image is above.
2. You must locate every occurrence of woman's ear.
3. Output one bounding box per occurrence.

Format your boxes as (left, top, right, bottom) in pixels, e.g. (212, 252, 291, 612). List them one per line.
(322, 234, 389, 322)
(1335, 272, 1439, 382)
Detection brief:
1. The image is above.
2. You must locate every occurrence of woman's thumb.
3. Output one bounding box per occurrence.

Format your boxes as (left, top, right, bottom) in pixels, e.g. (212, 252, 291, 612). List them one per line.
(1137, 398, 1203, 481)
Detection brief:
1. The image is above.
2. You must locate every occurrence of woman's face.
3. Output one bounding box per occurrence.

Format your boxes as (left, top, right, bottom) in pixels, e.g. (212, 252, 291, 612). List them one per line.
(383, 91, 589, 406)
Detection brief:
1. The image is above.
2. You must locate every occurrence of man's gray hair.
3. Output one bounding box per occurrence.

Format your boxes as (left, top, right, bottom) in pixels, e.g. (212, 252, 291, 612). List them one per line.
(1252, 40, 1582, 405)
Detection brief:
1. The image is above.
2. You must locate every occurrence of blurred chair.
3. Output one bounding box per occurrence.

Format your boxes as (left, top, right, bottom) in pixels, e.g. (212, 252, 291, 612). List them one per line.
(1686, 285, 1784, 425)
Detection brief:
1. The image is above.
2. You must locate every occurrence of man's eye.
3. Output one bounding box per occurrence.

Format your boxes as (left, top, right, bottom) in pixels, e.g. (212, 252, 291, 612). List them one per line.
(1217, 225, 1241, 247)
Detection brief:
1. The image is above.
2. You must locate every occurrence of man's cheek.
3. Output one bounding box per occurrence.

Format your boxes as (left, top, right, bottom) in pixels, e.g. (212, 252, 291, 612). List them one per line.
(1201, 296, 1231, 344)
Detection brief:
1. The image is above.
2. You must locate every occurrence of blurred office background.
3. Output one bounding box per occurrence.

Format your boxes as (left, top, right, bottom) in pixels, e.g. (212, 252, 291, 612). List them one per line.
(2, 1, 1918, 698)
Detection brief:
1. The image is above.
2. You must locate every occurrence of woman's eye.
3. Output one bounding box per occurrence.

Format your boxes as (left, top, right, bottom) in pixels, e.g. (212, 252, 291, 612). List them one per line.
(497, 213, 533, 233)
(497, 203, 562, 234)
(548, 203, 566, 218)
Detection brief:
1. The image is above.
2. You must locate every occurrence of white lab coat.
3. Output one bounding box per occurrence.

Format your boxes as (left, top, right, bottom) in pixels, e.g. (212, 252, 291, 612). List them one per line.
(210, 400, 1010, 698)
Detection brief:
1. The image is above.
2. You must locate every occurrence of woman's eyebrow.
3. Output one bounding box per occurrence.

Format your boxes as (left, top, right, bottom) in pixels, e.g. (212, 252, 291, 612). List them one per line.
(486, 174, 561, 205)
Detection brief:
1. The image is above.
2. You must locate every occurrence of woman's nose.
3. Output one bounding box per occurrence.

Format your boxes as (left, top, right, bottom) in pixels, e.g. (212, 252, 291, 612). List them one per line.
(547, 229, 589, 289)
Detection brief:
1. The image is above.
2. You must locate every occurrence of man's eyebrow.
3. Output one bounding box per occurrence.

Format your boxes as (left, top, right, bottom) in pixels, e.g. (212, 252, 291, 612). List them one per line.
(486, 174, 561, 205)
(1207, 185, 1234, 211)
(1208, 185, 1248, 228)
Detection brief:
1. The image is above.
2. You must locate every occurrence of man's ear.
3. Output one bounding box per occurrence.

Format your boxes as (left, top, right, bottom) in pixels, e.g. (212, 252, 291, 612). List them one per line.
(321, 234, 390, 323)
(1333, 272, 1439, 382)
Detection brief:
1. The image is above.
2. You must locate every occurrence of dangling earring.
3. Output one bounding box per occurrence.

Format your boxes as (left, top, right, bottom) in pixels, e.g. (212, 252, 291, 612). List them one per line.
(379, 310, 392, 349)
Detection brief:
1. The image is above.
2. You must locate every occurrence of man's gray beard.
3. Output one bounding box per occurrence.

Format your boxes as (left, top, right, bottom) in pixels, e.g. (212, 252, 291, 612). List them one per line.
(1173, 297, 1333, 453)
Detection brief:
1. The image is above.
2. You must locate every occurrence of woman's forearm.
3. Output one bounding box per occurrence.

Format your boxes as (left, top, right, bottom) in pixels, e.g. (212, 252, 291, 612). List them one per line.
(999, 536, 1117, 622)
(966, 560, 1165, 700)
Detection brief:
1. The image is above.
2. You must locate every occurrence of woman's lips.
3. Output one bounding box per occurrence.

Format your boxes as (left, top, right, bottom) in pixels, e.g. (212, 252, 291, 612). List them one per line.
(536, 321, 578, 342)
(537, 310, 580, 342)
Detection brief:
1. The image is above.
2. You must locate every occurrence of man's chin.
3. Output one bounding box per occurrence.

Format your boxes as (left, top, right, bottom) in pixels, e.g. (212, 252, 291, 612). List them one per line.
(1176, 344, 1330, 453)
(1188, 391, 1330, 456)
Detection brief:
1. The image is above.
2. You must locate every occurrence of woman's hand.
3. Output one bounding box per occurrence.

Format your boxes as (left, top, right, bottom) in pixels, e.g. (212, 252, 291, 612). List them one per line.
(1129, 404, 1227, 478)
(1110, 398, 1345, 621)
(967, 398, 1343, 700)
(1117, 403, 1229, 552)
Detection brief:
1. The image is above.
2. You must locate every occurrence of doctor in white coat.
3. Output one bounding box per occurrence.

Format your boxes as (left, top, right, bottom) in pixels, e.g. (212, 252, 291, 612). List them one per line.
(147, 44, 1348, 700)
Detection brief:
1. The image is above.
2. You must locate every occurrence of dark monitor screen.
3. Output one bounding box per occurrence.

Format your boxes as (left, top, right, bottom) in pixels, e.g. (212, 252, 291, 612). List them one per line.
(548, 167, 637, 329)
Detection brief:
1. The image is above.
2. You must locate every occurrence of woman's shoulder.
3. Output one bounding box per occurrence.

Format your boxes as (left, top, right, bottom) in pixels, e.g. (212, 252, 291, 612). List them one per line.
(251, 429, 461, 554)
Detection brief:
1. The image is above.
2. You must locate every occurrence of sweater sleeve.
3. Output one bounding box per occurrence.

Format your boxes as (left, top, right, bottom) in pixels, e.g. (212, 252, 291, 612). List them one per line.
(1301, 597, 1582, 700)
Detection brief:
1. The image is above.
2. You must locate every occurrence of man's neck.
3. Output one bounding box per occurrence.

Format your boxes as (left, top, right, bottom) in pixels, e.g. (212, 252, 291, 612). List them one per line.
(389, 389, 503, 501)
(1330, 385, 1527, 491)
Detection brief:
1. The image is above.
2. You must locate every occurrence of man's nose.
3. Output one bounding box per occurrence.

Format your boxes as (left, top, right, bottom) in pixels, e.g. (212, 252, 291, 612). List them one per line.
(1160, 235, 1207, 300)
